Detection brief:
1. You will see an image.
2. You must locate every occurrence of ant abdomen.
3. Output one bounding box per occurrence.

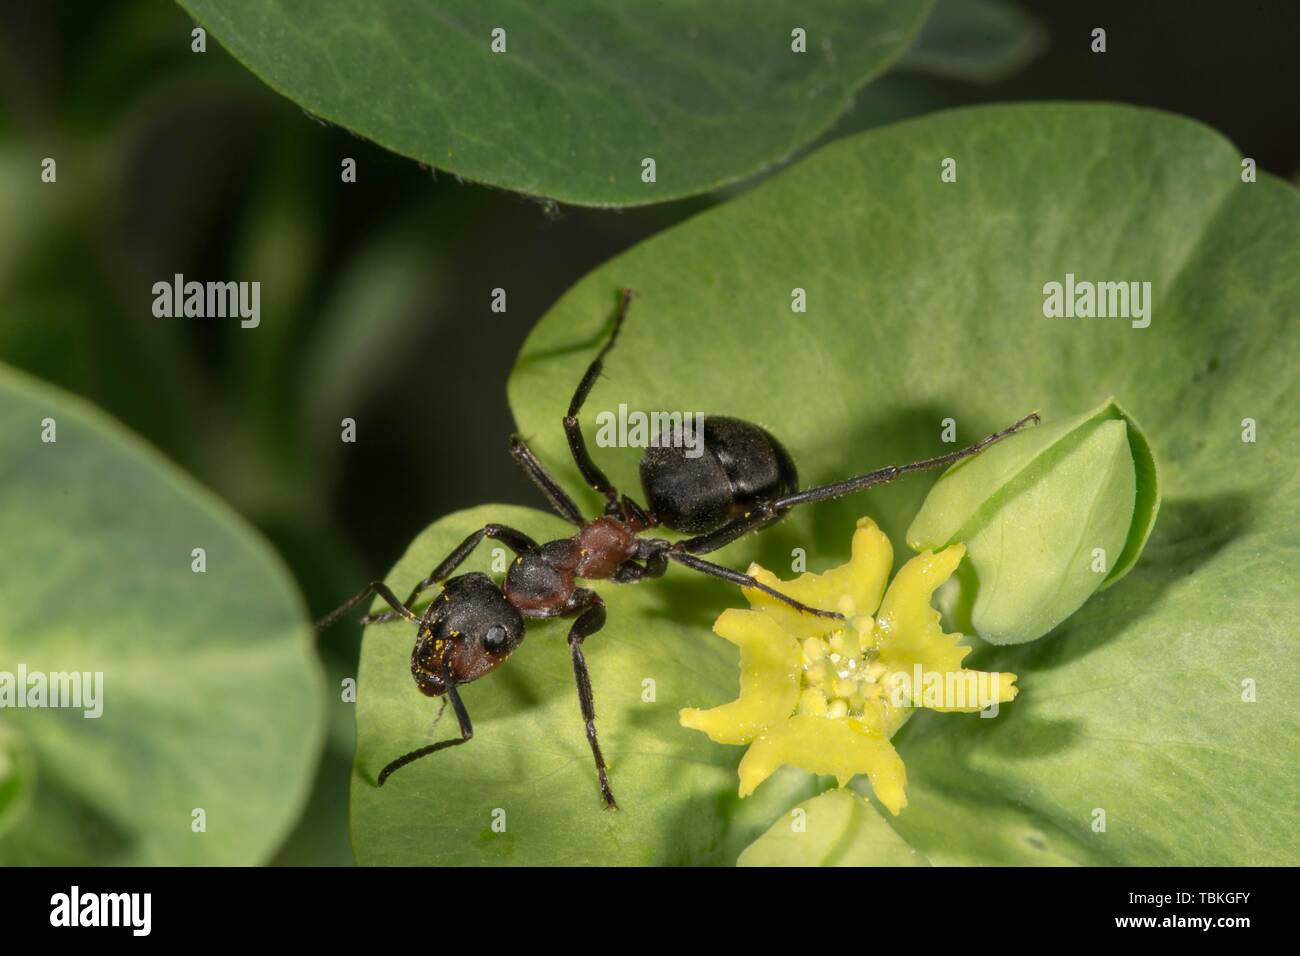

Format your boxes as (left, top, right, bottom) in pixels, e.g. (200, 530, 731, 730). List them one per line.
(639, 416, 798, 534)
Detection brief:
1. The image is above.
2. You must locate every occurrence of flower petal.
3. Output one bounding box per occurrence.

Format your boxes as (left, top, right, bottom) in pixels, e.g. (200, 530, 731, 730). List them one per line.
(679, 608, 801, 745)
(877, 543, 1018, 711)
(877, 543, 971, 671)
(737, 715, 908, 815)
(744, 517, 894, 635)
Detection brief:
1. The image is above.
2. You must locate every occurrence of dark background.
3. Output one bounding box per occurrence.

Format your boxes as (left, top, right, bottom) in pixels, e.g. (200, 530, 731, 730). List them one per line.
(1, 0, 1295, 863)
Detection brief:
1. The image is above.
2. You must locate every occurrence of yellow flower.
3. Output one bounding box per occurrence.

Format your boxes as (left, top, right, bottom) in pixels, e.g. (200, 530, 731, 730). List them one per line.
(680, 517, 1017, 815)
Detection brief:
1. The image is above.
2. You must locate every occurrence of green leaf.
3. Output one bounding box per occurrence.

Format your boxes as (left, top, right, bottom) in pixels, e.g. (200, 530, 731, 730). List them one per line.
(494, 103, 1296, 865)
(176, 0, 933, 207)
(0, 365, 325, 864)
(899, 0, 1046, 84)
(738, 788, 929, 866)
(907, 398, 1160, 644)
(351, 104, 1297, 865)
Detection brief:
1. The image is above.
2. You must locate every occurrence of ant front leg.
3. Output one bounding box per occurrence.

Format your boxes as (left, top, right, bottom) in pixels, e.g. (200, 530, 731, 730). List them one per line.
(315, 581, 420, 633)
(362, 523, 538, 625)
(378, 660, 474, 786)
(565, 591, 617, 808)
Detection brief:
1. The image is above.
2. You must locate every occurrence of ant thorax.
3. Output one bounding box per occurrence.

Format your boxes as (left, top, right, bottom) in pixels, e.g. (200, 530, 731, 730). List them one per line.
(504, 543, 577, 615)
(503, 518, 639, 616)
(571, 517, 638, 578)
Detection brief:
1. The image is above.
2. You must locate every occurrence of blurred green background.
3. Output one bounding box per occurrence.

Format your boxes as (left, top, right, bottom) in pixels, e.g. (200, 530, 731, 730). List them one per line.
(1, 0, 1295, 864)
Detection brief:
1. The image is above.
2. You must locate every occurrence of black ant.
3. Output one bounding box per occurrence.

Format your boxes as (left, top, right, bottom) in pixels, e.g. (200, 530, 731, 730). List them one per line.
(316, 289, 1038, 808)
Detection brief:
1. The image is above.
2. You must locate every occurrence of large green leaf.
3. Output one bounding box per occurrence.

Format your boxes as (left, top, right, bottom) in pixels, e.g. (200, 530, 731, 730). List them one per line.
(354, 103, 1298, 865)
(177, 0, 933, 207)
(0, 365, 325, 864)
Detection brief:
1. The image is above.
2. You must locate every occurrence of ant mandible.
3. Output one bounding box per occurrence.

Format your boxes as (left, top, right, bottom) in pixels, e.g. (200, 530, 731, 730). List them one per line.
(316, 289, 1039, 808)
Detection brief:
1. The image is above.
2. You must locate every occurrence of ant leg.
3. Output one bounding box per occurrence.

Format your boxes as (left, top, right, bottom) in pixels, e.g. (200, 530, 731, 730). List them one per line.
(378, 666, 473, 786)
(664, 550, 843, 620)
(673, 508, 784, 556)
(773, 412, 1040, 511)
(566, 592, 617, 808)
(618, 493, 653, 528)
(611, 557, 658, 583)
(610, 545, 669, 583)
(362, 524, 537, 625)
(315, 581, 419, 633)
(564, 288, 635, 508)
(510, 435, 583, 525)
(611, 560, 647, 584)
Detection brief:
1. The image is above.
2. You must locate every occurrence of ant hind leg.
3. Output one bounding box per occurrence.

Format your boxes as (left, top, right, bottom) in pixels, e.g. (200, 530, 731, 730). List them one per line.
(664, 549, 842, 620)
(773, 413, 1040, 511)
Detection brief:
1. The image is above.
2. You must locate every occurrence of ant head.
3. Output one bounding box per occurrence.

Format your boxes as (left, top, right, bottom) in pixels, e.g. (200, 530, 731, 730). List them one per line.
(410, 572, 525, 697)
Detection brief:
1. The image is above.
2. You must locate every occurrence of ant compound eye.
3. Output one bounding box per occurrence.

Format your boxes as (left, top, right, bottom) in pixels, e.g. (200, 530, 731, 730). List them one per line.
(484, 624, 510, 653)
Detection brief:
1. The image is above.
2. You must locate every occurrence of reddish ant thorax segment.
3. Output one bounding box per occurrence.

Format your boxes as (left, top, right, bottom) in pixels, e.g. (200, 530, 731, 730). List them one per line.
(503, 517, 639, 616)
(572, 516, 639, 578)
